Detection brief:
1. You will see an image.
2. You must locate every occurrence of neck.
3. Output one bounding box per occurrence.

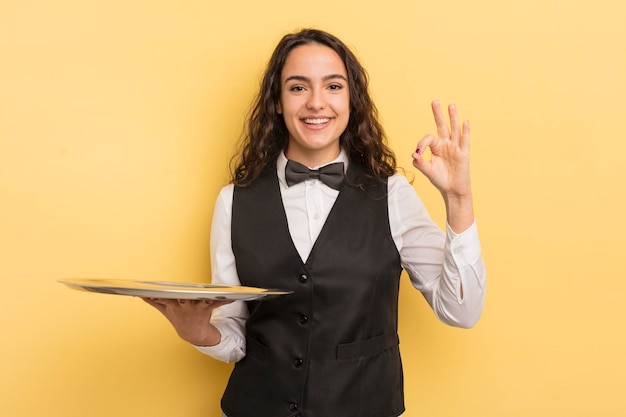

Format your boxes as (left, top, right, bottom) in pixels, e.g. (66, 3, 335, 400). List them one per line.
(285, 147, 341, 168)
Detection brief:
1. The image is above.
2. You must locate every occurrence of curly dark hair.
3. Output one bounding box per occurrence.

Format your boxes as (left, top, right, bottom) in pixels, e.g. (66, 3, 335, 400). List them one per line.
(231, 28, 396, 186)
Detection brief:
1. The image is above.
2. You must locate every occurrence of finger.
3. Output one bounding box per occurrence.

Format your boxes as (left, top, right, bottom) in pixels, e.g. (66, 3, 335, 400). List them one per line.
(448, 104, 460, 142)
(197, 299, 234, 309)
(151, 298, 183, 309)
(210, 299, 234, 309)
(142, 297, 157, 306)
(459, 120, 470, 150)
(412, 150, 432, 177)
(414, 134, 436, 157)
(142, 298, 167, 314)
(412, 135, 436, 174)
(431, 100, 450, 139)
(142, 297, 168, 306)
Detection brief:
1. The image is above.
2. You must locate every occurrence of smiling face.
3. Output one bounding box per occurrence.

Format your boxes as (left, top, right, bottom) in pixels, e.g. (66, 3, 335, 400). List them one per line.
(277, 43, 350, 167)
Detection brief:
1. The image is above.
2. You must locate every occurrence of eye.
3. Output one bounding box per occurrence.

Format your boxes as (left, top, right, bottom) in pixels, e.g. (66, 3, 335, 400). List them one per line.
(289, 85, 306, 92)
(328, 83, 344, 91)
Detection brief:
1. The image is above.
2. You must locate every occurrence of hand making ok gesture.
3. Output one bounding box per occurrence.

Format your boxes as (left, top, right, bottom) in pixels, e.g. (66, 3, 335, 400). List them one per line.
(412, 101, 474, 232)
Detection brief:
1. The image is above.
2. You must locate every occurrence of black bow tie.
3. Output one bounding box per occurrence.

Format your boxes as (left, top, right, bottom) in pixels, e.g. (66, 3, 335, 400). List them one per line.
(285, 160, 345, 190)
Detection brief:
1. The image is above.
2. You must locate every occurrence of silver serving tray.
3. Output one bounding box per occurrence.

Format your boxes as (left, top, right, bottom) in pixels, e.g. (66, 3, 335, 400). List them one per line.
(59, 278, 292, 300)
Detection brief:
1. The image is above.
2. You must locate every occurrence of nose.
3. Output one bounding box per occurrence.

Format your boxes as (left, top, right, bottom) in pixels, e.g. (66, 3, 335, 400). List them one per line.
(306, 88, 326, 110)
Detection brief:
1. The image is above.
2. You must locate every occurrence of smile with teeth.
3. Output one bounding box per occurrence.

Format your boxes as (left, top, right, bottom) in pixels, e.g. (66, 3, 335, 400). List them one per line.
(303, 118, 331, 125)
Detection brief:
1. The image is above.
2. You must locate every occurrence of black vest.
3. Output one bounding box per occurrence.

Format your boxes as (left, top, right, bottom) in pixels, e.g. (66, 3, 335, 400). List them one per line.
(222, 162, 405, 417)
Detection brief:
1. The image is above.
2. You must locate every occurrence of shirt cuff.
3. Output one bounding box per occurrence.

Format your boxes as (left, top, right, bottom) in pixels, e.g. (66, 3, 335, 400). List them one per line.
(192, 322, 245, 363)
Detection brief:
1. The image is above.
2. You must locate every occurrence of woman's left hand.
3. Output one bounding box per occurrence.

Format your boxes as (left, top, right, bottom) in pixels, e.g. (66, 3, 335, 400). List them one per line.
(412, 101, 472, 199)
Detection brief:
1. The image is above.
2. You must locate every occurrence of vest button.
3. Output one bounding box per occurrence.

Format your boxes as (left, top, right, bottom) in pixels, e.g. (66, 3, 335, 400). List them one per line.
(298, 274, 308, 283)
(289, 402, 298, 411)
(299, 314, 308, 325)
(294, 357, 304, 367)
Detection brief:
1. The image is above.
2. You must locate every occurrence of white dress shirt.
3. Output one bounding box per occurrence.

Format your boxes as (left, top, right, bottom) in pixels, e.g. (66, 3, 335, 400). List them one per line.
(196, 150, 486, 363)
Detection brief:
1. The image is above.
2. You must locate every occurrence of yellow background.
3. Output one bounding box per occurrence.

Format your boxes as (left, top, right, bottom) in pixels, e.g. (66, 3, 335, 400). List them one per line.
(1, 0, 625, 416)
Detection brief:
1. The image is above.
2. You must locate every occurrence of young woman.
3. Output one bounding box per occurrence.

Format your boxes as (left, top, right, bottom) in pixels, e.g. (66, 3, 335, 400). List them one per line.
(145, 28, 486, 417)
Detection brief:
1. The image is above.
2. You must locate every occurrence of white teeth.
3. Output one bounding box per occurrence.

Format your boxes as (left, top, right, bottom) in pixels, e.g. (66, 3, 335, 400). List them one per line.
(304, 118, 330, 125)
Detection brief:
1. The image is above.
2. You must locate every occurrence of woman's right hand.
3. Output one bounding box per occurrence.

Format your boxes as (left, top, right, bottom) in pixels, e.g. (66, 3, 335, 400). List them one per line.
(143, 298, 233, 346)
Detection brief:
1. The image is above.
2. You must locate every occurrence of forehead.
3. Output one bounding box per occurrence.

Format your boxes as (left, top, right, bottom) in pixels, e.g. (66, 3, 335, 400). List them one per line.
(281, 43, 347, 80)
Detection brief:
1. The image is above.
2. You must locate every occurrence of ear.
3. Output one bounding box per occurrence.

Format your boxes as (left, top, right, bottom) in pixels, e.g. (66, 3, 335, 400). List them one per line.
(276, 101, 282, 114)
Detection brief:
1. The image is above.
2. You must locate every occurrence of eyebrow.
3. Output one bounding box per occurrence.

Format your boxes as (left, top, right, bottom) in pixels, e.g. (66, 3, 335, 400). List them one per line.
(284, 74, 348, 84)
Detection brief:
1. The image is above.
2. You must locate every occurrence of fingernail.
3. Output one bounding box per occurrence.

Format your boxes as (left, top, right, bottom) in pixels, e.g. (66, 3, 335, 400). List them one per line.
(415, 147, 422, 155)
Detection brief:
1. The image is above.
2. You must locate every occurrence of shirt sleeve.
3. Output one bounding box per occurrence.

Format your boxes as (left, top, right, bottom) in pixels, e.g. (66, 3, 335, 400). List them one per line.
(193, 184, 248, 362)
(388, 174, 486, 328)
